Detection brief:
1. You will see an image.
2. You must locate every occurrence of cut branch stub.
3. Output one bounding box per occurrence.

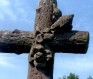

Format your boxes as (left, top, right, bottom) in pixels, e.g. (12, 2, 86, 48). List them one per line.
(35, 34, 44, 43)
(51, 14, 74, 33)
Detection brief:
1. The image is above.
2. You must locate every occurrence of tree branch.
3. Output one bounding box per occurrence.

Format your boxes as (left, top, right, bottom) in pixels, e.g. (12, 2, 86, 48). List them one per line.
(0, 30, 89, 54)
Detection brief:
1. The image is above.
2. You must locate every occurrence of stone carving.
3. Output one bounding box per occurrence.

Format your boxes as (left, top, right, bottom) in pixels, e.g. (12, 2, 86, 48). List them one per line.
(12, 29, 21, 34)
(51, 15, 74, 33)
(0, 0, 89, 79)
(28, 0, 74, 68)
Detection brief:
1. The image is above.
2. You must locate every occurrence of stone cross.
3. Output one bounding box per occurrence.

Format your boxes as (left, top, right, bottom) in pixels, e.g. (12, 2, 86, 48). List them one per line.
(0, 0, 89, 79)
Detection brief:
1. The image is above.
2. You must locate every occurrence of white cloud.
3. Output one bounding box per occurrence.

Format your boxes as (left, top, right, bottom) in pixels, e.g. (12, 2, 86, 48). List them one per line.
(0, 0, 27, 21)
(0, 0, 10, 7)
(55, 54, 93, 71)
(0, 0, 9, 20)
(0, 0, 17, 21)
(0, 0, 36, 26)
(54, 53, 93, 79)
(0, 54, 17, 68)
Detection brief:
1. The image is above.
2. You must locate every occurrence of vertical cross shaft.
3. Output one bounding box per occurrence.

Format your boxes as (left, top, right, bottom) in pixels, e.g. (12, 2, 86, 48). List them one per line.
(28, 0, 55, 79)
(28, 55, 54, 79)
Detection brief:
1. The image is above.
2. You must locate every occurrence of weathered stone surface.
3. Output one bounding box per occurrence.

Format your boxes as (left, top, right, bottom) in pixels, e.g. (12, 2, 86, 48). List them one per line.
(0, 0, 90, 79)
(51, 31, 89, 53)
(28, 0, 55, 79)
(51, 15, 74, 33)
(0, 30, 89, 53)
(35, 0, 53, 32)
(28, 58, 54, 79)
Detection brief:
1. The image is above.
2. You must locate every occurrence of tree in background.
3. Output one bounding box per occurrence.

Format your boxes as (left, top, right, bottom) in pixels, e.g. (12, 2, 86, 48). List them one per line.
(87, 76, 93, 79)
(60, 73, 79, 79)
(62, 76, 66, 79)
(67, 73, 79, 79)
(60, 73, 93, 79)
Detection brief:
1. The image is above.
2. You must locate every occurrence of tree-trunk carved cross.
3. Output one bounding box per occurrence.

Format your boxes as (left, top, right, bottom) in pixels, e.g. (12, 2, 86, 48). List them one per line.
(0, 0, 89, 79)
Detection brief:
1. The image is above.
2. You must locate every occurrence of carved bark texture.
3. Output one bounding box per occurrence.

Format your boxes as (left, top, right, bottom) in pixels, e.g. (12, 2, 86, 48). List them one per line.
(0, 30, 34, 54)
(28, 55, 54, 79)
(50, 15, 74, 32)
(29, 0, 54, 79)
(34, 0, 53, 32)
(0, 30, 89, 54)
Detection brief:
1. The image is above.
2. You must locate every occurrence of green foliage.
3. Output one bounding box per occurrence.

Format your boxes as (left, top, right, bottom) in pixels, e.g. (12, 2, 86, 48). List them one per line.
(67, 73, 79, 79)
(87, 76, 93, 79)
(60, 73, 93, 79)
(63, 76, 66, 79)
(60, 73, 79, 79)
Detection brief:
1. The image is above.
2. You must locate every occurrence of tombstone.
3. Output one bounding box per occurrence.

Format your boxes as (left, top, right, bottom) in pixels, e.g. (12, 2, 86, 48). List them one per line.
(0, 0, 89, 79)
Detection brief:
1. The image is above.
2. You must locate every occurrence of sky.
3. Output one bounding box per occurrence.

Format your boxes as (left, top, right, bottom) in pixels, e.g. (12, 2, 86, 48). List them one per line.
(0, 0, 93, 79)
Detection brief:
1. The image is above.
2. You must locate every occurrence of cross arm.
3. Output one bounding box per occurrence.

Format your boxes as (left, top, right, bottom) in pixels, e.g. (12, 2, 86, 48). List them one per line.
(0, 30, 89, 54)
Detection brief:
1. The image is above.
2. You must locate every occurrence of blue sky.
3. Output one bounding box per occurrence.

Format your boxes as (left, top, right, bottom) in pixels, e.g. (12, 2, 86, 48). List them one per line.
(0, 0, 93, 79)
